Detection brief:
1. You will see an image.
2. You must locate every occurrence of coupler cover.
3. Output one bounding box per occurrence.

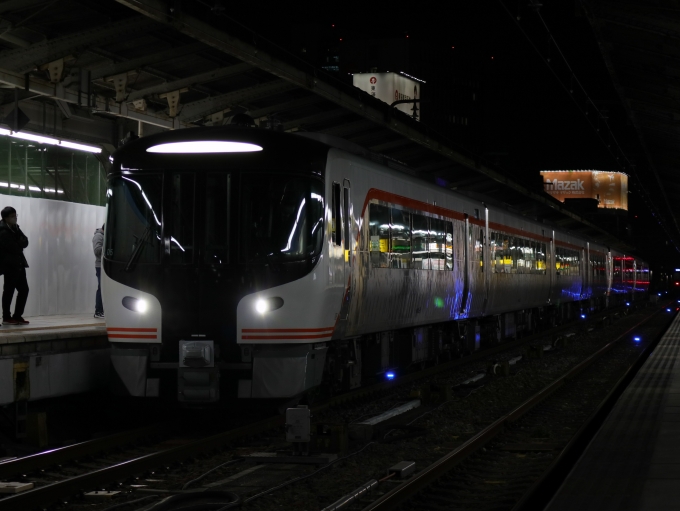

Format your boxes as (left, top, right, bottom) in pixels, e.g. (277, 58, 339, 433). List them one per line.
(178, 340, 219, 403)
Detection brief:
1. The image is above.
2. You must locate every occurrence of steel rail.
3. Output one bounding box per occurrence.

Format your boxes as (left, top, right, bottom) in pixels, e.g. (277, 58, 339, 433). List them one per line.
(362, 308, 663, 511)
(0, 306, 639, 510)
(0, 423, 165, 479)
(0, 305, 623, 482)
(0, 414, 286, 511)
(315, 305, 626, 412)
(512, 309, 674, 510)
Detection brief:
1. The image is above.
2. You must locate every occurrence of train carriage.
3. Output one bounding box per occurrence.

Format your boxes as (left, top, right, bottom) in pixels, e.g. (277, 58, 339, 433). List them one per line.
(102, 127, 648, 402)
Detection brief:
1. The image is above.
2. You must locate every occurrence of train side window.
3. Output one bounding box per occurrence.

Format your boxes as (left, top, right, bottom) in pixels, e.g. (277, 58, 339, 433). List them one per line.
(489, 232, 497, 272)
(514, 237, 523, 274)
(343, 186, 350, 260)
(555, 247, 562, 274)
(169, 172, 195, 264)
(332, 183, 341, 246)
(369, 203, 390, 268)
(540, 243, 547, 273)
(204, 173, 229, 266)
(525, 240, 534, 273)
(476, 227, 484, 272)
(573, 249, 580, 276)
(412, 214, 429, 269)
(390, 208, 411, 269)
(445, 221, 453, 270)
(430, 218, 446, 270)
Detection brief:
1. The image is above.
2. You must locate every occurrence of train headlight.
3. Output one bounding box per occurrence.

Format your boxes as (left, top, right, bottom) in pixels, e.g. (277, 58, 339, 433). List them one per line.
(122, 296, 148, 313)
(255, 297, 284, 314)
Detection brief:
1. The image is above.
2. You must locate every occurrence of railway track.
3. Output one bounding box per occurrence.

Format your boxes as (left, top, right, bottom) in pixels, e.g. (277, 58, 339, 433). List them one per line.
(0, 303, 651, 511)
(359, 306, 670, 511)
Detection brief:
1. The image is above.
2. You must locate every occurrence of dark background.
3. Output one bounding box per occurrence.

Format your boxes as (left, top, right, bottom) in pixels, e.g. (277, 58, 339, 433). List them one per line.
(198, 0, 676, 271)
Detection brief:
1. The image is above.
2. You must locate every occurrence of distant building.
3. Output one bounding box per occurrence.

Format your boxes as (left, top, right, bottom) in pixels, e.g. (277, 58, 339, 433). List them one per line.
(353, 71, 423, 121)
(541, 170, 629, 211)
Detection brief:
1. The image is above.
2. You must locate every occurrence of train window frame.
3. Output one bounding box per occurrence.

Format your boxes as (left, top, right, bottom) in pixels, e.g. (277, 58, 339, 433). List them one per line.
(167, 172, 196, 265)
(343, 184, 351, 263)
(239, 172, 325, 264)
(367, 200, 453, 271)
(105, 173, 163, 266)
(490, 230, 546, 275)
(332, 182, 341, 247)
(203, 172, 231, 266)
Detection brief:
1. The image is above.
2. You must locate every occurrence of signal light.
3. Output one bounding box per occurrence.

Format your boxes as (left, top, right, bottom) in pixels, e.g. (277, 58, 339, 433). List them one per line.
(634, 336, 641, 342)
(386, 372, 395, 380)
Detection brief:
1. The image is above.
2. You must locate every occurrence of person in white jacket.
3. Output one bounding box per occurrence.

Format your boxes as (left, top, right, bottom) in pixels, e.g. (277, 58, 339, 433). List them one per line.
(92, 224, 105, 319)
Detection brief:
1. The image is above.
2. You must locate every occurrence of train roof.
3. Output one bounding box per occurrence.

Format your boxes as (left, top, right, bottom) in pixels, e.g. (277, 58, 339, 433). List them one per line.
(110, 126, 330, 172)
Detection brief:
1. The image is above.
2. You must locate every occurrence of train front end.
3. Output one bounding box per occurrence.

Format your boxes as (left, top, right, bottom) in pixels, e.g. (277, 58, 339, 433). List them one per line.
(102, 128, 337, 403)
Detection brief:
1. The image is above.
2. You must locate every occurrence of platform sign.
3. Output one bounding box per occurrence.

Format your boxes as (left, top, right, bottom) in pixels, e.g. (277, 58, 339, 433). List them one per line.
(353, 72, 422, 121)
(541, 170, 628, 211)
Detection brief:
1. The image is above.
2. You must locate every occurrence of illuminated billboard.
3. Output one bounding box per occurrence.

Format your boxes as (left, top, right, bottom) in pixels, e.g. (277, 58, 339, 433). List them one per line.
(541, 170, 628, 211)
(353, 72, 423, 121)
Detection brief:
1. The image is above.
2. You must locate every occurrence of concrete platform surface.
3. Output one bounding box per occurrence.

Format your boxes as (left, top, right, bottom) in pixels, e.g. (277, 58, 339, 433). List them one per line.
(0, 313, 106, 344)
(545, 313, 680, 511)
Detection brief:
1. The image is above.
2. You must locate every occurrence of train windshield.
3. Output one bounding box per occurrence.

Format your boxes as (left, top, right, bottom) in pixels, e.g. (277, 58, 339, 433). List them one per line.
(240, 174, 324, 262)
(105, 175, 162, 265)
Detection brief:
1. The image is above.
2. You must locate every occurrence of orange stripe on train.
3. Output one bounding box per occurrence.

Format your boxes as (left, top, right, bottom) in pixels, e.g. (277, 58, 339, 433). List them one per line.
(107, 327, 158, 332)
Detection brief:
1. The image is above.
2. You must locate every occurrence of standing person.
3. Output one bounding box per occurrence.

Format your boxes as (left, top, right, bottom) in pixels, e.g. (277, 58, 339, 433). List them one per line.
(92, 223, 105, 319)
(0, 207, 29, 325)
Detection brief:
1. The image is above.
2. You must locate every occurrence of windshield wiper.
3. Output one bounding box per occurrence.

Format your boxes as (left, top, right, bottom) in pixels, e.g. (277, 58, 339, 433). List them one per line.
(125, 226, 151, 272)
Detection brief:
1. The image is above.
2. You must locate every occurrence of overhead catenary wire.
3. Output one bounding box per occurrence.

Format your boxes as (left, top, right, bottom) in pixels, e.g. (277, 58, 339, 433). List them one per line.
(498, 0, 680, 253)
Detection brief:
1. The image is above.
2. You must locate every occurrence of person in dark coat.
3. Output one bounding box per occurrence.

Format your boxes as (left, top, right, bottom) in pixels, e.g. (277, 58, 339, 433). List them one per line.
(0, 206, 29, 324)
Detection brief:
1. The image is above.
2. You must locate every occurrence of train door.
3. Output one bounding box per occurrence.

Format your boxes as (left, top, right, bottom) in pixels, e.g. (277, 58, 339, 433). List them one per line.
(582, 246, 587, 299)
(482, 208, 490, 314)
(196, 173, 237, 353)
(460, 215, 470, 314)
(162, 172, 201, 345)
(548, 231, 555, 303)
(337, 179, 352, 322)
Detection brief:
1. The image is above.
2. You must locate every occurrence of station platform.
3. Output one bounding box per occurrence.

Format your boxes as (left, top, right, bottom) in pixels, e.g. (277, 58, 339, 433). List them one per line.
(0, 313, 106, 348)
(545, 313, 680, 511)
(0, 314, 109, 405)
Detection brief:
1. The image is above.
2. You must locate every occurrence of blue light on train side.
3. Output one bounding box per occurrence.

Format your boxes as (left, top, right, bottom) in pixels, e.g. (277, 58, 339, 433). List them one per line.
(386, 372, 395, 380)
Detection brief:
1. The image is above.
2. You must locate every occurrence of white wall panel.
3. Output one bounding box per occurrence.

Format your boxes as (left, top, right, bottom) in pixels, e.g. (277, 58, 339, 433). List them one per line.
(0, 194, 106, 316)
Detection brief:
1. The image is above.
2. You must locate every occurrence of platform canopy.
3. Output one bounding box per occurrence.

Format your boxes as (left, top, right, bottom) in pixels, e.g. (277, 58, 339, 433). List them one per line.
(0, 0, 647, 250)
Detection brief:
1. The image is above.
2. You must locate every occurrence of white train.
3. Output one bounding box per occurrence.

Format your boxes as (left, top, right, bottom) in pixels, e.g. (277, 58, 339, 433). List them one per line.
(102, 128, 649, 402)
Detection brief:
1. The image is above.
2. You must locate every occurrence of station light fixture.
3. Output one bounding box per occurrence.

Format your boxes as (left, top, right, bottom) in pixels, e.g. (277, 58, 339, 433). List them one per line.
(0, 128, 101, 153)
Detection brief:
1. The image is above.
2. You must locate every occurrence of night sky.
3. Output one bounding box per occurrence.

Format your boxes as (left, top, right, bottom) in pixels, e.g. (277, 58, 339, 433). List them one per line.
(202, 0, 675, 268)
